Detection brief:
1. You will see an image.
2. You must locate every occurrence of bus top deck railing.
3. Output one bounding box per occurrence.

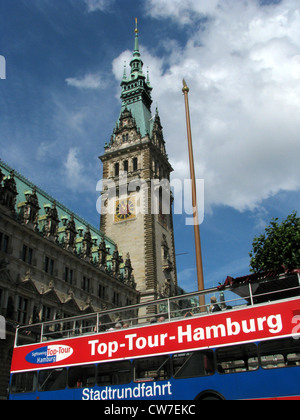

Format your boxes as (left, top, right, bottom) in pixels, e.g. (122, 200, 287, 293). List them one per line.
(15, 271, 300, 347)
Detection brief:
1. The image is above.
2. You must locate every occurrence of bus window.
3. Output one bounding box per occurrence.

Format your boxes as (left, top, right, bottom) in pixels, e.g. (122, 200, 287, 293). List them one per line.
(216, 344, 259, 374)
(68, 365, 96, 389)
(38, 368, 67, 392)
(133, 356, 170, 383)
(16, 325, 42, 346)
(260, 338, 300, 370)
(11, 372, 37, 394)
(97, 361, 131, 387)
(173, 351, 214, 379)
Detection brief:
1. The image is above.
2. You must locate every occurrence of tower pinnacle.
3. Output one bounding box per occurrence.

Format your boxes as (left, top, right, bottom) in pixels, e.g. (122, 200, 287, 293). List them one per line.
(131, 18, 143, 75)
(119, 21, 153, 137)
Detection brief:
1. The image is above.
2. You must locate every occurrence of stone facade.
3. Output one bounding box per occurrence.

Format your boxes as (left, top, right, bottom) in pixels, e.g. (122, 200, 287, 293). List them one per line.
(99, 24, 178, 306)
(0, 161, 139, 398)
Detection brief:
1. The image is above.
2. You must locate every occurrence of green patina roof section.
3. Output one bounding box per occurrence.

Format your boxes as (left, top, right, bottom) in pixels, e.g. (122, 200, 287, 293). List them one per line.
(0, 160, 118, 262)
(117, 22, 154, 138)
(120, 100, 153, 138)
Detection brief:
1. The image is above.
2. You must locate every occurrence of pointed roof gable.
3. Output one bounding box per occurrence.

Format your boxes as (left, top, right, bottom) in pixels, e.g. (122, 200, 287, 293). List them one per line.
(63, 294, 81, 313)
(19, 273, 40, 295)
(42, 288, 62, 305)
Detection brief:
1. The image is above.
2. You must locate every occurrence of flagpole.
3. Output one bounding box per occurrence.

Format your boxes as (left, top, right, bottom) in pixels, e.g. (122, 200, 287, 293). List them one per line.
(182, 80, 205, 308)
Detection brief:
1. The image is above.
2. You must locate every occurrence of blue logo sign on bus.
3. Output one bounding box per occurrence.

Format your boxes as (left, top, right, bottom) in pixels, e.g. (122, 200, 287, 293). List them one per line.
(26, 345, 73, 365)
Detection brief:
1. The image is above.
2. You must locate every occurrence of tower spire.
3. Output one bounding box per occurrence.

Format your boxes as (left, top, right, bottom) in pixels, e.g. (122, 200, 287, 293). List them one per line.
(134, 18, 139, 54)
(131, 18, 143, 75)
(119, 20, 153, 137)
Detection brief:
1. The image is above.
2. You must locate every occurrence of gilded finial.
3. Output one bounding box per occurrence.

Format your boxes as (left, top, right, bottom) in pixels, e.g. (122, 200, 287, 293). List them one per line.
(135, 18, 138, 34)
(182, 79, 189, 93)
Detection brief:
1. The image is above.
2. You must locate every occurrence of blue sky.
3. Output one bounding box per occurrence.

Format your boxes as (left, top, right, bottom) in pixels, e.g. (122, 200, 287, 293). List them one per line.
(1, 0, 300, 292)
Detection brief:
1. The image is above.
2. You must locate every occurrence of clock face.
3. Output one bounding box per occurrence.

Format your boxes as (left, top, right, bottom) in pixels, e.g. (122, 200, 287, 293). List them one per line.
(115, 198, 136, 222)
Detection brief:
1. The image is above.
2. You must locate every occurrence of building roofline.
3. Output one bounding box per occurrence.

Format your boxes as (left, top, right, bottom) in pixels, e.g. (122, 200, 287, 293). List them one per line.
(0, 159, 116, 247)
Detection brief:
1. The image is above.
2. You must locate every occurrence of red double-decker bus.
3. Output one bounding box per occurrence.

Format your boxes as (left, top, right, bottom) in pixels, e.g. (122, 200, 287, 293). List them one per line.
(9, 269, 300, 401)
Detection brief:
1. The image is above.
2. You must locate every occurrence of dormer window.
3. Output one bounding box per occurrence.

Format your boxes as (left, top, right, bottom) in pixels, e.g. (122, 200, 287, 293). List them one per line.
(122, 134, 129, 143)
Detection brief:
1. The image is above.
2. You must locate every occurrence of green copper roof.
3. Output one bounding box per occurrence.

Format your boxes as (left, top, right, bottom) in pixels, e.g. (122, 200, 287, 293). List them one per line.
(118, 21, 153, 138)
(0, 160, 117, 260)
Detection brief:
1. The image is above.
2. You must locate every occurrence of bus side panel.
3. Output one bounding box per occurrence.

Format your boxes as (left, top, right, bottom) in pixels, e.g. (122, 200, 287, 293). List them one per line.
(9, 368, 300, 401)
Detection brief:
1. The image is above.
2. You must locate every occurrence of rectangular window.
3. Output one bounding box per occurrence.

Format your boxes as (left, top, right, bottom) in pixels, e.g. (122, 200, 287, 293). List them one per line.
(17, 297, 29, 325)
(216, 344, 259, 374)
(11, 372, 37, 394)
(68, 365, 96, 389)
(114, 162, 119, 177)
(28, 248, 33, 265)
(41, 305, 52, 323)
(22, 245, 27, 262)
(97, 361, 131, 387)
(44, 256, 54, 275)
(2, 234, 9, 253)
(22, 245, 33, 265)
(173, 350, 215, 379)
(133, 356, 170, 383)
(82, 276, 90, 292)
(113, 292, 120, 306)
(64, 267, 73, 284)
(260, 338, 300, 370)
(98, 284, 106, 299)
(38, 368, 67, 392)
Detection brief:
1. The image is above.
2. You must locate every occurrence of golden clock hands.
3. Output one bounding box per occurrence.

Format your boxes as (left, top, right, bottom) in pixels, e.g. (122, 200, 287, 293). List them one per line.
(121, 202, 128, 214)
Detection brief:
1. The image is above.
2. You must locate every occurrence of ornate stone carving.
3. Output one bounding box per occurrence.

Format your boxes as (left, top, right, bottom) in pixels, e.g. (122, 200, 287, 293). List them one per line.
(1, 170, 18, 212)
(23, 187, 40, 230)
(82, 226, 93, 262)
(98, 237, 109, 270)
(43, 201, 60, 241)
(63, 214, 77, 252)
(112, 246, 123, 277)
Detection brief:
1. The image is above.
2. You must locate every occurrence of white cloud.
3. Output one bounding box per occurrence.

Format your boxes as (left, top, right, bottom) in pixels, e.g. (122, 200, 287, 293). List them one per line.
(66, 72, 105, 90)
(83, 0, 115, 12)
(144, 0, 221, 25)
(64, 147, 93, 192)
(124, 0, 300, 212)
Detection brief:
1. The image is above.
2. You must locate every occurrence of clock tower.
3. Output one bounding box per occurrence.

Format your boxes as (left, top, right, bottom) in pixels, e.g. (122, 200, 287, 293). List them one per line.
(99, 22, 177, 306)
